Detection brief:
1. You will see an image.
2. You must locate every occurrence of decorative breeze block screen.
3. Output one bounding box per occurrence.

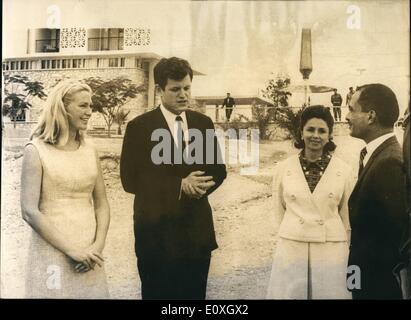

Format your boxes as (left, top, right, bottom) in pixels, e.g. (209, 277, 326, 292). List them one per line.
(61, 28, 86, 48)
(124, 28, 151, 46)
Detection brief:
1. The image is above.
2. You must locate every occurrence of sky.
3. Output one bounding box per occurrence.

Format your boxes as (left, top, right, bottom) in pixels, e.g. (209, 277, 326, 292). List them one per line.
(3, 0, 410, 111)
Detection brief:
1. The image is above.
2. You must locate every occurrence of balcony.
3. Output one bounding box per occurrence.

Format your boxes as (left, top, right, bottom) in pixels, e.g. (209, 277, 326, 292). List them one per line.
(35, 39, 59, 53)
(88, 37, 124, 51)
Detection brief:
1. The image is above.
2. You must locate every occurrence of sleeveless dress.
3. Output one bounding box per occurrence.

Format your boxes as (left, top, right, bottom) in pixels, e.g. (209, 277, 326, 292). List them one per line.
(25, 138, 109, 299)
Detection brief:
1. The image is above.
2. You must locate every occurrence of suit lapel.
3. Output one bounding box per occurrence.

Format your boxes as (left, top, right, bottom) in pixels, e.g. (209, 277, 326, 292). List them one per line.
(352, 136, 398, 193)
(152, 106, 180, 161)
(312, 154, 336, 199)
(292, 155, 316, 201)
(154, 106, 179, 149)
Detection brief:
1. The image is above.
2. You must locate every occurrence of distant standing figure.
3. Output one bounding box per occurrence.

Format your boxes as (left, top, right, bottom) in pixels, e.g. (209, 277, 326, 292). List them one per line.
(346, 87, 355, 107)
(20, 81, 110, 298)
(331, 89, 343, 122)
(222, 93, 236, 122)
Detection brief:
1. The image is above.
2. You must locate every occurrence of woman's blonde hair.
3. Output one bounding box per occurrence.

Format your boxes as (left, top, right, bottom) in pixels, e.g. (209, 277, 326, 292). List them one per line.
(31, 80, 92, 146)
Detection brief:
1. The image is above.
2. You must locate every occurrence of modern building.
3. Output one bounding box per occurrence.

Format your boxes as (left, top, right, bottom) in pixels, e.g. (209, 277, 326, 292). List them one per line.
(2, 27, 202, 130)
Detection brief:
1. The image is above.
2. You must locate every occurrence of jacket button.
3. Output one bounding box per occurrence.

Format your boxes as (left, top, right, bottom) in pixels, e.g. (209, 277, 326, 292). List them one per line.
(329, 193, 334, 198)
(299, 218, 304, 224)
(337, 171, 342, 176)
(287, 170, 291, 176)
(291, 194, 296, 200)
(318, 220, 324, 225)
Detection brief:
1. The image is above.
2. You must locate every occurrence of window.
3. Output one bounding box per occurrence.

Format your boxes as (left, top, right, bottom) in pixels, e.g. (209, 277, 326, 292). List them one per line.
(13, 109, 26, 122)
(135, 58, 144, 69)
(120, 57, 125, 67)
(88, 28, 124, 51)
(3, 62, 9, 71)
(72, 59, 80, 68)
(35, 28, 60, 53)
(109, 58, 119, 67)
(62, 59, 71, 69)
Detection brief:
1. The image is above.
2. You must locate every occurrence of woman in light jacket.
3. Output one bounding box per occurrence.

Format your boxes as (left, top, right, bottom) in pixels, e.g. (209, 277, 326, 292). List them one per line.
(267, 105, 355, 299)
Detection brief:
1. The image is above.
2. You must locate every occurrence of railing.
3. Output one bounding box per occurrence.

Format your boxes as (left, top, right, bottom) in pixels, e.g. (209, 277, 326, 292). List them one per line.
(204, 105, 349, 123)
(35, 39, 59, 52)
(88, 37, 124, 51)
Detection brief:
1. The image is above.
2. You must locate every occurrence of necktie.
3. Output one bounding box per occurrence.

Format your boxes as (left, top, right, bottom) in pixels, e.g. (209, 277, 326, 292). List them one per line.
(175, 116, 186, 153)
(358, 147, 367, 176)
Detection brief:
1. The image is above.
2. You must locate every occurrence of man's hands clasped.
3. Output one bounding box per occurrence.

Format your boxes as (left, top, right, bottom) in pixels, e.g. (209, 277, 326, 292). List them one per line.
(181, 171, 215, 200)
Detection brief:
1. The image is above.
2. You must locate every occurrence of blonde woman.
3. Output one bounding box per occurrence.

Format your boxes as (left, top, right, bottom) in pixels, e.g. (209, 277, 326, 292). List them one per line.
(21, 80, 110, 298)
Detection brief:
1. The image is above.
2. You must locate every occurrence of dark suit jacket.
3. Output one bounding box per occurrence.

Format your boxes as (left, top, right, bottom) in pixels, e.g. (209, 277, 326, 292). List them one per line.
(120, 107, 227, 259)
(348, 136, 408, 298)
(222, 97, 235, 108)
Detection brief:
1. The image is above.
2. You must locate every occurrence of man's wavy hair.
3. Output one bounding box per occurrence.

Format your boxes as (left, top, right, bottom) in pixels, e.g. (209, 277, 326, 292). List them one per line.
(154, 57, 193, 90)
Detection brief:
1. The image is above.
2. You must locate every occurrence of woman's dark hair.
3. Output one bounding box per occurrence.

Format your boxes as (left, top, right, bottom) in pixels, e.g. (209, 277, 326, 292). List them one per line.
(294, 105, 337, 152)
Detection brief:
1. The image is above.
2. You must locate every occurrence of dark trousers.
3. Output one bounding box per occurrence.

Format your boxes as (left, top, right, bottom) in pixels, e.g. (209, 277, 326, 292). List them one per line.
(332, 106, 341, 121)
(137, 253, 211, 300)
(225, 107, 233, 121)
(351, 269, 403, 300)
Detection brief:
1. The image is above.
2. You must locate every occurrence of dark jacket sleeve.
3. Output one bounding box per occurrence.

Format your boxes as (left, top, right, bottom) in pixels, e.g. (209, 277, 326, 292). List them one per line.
(120, 121, 139, 194)
(372, 156, 408, 249)
(120, 120, 182, 219)
(204, 117, 227, 196)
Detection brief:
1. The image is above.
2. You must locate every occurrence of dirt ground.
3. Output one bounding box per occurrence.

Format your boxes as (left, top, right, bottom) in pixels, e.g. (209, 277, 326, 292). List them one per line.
(1, 134, 367, 299)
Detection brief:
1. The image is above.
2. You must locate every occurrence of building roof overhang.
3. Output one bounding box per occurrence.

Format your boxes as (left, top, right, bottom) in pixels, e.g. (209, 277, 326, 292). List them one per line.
(3, 52, 204, 75)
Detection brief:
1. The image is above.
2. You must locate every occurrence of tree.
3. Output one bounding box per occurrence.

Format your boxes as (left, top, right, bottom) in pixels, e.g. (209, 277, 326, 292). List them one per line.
(114, 108, 130, 135)
(252, 74, 292, 140)
(275, 107, 304, 142)
(261, 74, 304, 142)
(84, 77, 145, 137)
(2, 74, 47, 128)
(261, 74, 292, 120)
(251, 103, 272, 140)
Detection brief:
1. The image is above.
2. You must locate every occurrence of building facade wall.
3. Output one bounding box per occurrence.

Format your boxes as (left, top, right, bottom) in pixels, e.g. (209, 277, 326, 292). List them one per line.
(3, 64, 149, 128)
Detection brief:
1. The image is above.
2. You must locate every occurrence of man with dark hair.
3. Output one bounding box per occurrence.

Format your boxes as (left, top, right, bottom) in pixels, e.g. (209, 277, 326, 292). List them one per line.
(346, 83, 408, 299)
(331, 89, 343, 122)
(222, 92, 236, 122)
(120, 57, 227, 299)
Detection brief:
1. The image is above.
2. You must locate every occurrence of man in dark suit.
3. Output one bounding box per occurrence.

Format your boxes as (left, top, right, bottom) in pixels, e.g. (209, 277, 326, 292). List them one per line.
(331, 88, 343, 122)
(222, 92, 236, 122)
(346, 83, 408, 299)
(394, 105, 411, 299)
(120, 57, 227, 299)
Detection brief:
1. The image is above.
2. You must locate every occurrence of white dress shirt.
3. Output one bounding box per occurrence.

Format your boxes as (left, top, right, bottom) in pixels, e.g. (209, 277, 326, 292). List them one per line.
(160, 104, 189, 149)
(363, 132, 395, 166)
